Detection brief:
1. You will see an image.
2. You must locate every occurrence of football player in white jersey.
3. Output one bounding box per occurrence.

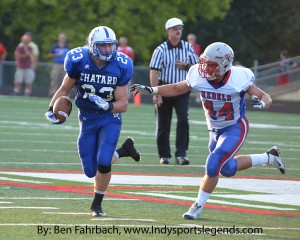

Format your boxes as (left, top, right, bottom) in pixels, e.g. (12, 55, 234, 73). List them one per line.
(130, 42, 286, 220)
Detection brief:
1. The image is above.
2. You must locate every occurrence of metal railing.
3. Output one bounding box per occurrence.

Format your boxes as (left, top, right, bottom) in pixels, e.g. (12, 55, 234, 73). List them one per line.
(250, 57, 300, 93)
(1, 57, 300, 97)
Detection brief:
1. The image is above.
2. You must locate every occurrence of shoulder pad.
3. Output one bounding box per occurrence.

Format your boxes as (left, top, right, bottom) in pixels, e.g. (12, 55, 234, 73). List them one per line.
(66, 47, 88, 63)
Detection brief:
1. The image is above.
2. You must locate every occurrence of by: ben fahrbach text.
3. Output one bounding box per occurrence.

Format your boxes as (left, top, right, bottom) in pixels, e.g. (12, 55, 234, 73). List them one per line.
(37, 225, 120, 236)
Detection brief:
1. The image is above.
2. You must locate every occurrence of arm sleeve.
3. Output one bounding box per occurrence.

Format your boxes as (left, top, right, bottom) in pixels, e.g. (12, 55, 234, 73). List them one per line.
(64, 50, 79, 79)
(117, 54, 133, 86)
(149, 47, 163, 70)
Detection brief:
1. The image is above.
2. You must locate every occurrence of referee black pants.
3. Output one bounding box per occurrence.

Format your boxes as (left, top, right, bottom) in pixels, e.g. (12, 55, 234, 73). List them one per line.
(155, 91, 190, 159)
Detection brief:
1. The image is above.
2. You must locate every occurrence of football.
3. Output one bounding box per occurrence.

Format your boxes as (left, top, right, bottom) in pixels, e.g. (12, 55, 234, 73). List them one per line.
(53, 96, 72, 123)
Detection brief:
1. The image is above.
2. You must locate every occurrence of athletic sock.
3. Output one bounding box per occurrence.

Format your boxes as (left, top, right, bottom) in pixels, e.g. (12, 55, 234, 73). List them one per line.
(116, 147, 127, 158)
(250, 153, 269, 166)
(196, 190, 211, 207)
(114, 151, 119, 159)
(113, 151, 119, 163)
(90, 189, 105, 210)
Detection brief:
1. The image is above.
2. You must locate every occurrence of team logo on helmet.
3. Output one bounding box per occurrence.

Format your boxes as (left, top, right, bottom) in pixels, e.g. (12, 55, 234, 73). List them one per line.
(225, 53, 232, 61)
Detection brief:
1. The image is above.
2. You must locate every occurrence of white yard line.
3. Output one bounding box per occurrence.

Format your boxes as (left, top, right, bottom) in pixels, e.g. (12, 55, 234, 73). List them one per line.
(0, 197, 137, 201)
(41, 213, 156, 222)
(0, 177, 52, 184)
(0, 207, 58, 209)
(0, 162, 79, 165)
(126, 192, 296, 211)
(0, 172, 299, 207)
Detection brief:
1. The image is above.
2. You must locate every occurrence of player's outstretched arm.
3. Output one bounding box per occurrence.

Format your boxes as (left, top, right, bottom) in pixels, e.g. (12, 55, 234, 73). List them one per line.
(130, 81, 191, 97)
(130, 84, 157, 95)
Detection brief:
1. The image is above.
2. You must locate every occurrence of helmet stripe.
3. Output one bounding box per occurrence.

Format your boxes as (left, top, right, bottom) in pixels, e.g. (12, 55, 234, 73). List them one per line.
(103, 27, 109, 38)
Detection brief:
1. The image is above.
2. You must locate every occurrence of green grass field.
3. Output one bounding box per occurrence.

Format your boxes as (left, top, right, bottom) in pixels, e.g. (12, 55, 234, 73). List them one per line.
(0, 95, 299, 240)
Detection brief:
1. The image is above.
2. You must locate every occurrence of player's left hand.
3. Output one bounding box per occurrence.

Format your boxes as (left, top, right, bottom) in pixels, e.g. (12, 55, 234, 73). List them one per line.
(129, 84, 157, 95)
(89, 95, 109, 111)
(45, 111, 60, 124)
(250, 95, 265, 109)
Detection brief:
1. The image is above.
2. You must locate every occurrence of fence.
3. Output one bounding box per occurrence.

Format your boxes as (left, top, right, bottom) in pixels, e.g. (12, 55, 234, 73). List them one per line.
(251, 56, 300, 91)
(1, 58, 300, 98)
(0, 62, 151, 97)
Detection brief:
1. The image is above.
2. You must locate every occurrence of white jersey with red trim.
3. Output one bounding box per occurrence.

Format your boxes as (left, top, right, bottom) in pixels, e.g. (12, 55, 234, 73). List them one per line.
(186, 65, 255, 130)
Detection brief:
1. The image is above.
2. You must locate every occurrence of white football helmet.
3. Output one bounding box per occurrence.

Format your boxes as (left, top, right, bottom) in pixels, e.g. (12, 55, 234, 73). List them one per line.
(88, 26, 118, 61)
(198, 42, 234, 81)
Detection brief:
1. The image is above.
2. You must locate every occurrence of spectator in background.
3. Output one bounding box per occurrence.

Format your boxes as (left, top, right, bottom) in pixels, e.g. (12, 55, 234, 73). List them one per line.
(187, 33, 201, 56)
(233, 61, 245, 67)
(118, 37, 135, 61)
(187, 33, 201, 103)
(276, 50, 297, 85)
(15, 32, 39, 95)
(48, 33, 70, 96)
(118, 36, 135, 99)
(13, 34, 34, 96)
(0, 42, 7, 87)
(21, 32, 39, 70)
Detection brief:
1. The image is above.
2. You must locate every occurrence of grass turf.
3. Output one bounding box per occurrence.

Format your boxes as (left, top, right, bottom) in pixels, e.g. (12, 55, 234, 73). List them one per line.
(0, 95, 299, 239)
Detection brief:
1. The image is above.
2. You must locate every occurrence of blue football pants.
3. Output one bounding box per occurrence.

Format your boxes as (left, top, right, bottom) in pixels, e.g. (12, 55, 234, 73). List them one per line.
(77, 112, 122, 178)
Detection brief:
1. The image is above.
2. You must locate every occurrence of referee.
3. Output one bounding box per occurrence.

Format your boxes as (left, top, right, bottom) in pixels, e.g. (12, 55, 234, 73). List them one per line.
(149, 17, 199, 165)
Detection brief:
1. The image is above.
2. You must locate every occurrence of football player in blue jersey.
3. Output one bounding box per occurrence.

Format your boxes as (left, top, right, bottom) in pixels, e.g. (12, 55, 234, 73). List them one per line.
(45, 26, 141, 217)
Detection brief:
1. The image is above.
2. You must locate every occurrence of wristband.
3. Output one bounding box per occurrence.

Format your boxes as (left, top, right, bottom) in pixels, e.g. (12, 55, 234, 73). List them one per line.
(152, 87, 158, 95)
(107, 102, 114, 112)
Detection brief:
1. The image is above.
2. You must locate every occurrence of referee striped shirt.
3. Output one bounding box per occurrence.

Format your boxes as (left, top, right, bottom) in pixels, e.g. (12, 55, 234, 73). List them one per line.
(149, 40, 199, 84)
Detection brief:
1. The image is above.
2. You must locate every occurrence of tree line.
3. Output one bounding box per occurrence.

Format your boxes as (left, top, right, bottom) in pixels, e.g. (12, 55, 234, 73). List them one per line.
(0, 0, 298, 67)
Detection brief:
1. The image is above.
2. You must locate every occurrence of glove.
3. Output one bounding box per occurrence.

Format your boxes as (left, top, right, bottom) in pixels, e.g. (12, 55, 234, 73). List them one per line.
(88, 95, 109, 111)
(45, 111, 60, 124)
(129, 84, 158, 95)
(250, 95, 265, 109)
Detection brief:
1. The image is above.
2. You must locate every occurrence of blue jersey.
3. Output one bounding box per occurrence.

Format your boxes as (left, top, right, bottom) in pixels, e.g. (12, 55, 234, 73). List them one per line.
(50, 43, 70, 64)
(64, 46, 133, 113)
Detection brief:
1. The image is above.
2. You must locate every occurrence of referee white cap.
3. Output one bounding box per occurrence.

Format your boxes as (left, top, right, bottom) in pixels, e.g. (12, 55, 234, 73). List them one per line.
(165, 18, 184, 30)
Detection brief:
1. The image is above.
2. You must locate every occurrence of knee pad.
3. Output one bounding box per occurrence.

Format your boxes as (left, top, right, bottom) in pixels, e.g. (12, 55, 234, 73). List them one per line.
(98, 164, 111, 174)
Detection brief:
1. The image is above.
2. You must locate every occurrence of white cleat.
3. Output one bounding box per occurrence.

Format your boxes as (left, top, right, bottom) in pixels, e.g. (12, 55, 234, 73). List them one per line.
(267, 146, 286, 174)
(183, 202, 203, 220)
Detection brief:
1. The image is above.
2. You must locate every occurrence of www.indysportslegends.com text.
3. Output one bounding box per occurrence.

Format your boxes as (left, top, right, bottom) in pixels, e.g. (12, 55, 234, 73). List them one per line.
(37, 224, 263, 236)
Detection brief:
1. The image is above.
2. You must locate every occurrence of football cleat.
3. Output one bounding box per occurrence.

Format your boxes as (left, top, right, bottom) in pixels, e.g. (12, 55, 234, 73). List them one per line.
(175, 156, 190, 165)
(183, 202, 203, 220)
(91, 206, 105, 217)
(267, 146, 286, 174)
(160, 157, 170, 164)
(121, 137, 141, 162)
